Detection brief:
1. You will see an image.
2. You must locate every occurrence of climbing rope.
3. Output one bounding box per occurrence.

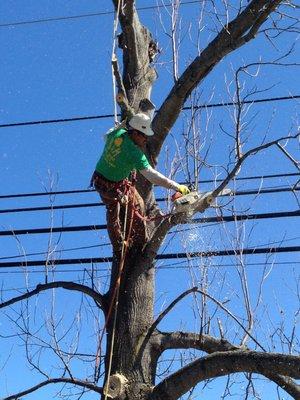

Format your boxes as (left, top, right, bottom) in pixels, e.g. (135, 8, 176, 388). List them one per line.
(92, 173, 137, 395)
(103, 181, 136, 400)
(111, 0, 122, 126)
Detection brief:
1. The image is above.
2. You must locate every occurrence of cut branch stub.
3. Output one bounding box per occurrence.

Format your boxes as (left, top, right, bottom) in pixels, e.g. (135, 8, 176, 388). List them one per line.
(103, 373, 128, 399)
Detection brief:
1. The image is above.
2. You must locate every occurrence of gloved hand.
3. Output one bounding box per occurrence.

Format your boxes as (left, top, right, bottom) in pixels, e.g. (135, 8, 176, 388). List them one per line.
(177, 184, 190, 195)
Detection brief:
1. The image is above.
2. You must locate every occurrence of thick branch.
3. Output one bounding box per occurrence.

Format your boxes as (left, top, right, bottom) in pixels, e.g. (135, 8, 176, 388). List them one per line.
(151, 0, 283, 159)
(151, 351, 300, 400)
(264, 374, 300, 399)
(143, 212, 192, 262)
(112, 0, 157, 110)
(0, 281, 107, 313)
(3, 377, 102, 400)
(155, 332, 300, 398)
(157, 331, 239, 354)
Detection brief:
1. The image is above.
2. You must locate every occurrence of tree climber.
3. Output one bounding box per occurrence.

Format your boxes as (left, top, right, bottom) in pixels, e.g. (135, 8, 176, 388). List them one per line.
(91, 113, 190, 253)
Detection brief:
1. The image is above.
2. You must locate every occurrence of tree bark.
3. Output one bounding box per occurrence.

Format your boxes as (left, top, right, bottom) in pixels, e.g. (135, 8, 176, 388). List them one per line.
(151, 351, 300, 400)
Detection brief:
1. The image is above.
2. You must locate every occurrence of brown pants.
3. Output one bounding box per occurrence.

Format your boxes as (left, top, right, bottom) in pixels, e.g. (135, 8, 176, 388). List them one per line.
(92, 172, 147, 253)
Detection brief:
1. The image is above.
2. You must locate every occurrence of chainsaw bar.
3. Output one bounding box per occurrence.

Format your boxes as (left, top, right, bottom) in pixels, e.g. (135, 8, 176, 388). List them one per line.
(171, 188, 232, 215)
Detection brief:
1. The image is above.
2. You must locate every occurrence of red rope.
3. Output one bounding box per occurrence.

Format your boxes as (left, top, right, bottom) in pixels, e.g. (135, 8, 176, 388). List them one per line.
(94, 178, 137, 382)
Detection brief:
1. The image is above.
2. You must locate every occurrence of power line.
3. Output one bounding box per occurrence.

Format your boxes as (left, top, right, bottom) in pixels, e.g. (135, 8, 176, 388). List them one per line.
(0, 210, 299, 237)
(1, 95, 300, 129)
(0, 260, 299, 275)
(0, 243, 110, 261)
(1, 172, 299, 200)
(0, 1, 201, 28)
(1, 260, 300, 288)
(1, 185, 299, 214)
(0, 222, 222, 262)
(1, 234, 299, 262)
(1, 245, 299, 268)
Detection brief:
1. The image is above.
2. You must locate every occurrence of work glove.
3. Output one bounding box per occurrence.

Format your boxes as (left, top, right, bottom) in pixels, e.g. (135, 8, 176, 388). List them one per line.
(177, 185, 190, 195)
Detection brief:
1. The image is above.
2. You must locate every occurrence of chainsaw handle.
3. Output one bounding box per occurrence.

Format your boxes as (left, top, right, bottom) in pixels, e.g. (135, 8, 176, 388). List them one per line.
(171, 192, 183, 202)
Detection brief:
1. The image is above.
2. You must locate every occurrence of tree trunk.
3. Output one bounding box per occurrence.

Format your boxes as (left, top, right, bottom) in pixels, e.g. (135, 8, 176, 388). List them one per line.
(104, 251, 156, 400)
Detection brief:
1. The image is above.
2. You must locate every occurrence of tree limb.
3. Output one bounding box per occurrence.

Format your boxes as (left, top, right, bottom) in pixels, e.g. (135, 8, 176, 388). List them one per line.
(157, 331, 240, 354)
(3, 377, 102, 400)
(276, 142, 300, 171)
(264, 374, 300, 399)
(150, 350, 300, 400)
(150, 0, 283, 160)
(156, 332, 300, 398)
(0, 281, 107, 313)
(211, 131, 300, 197)
(148, 288, 198, 338)
(112, 0, 157, 110)
(142, 214, 183, 263)
(134, 288, 198, 365)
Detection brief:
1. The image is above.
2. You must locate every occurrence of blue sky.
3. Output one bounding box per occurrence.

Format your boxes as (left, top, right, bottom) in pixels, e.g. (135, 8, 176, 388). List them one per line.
(0, 1, 300, 399)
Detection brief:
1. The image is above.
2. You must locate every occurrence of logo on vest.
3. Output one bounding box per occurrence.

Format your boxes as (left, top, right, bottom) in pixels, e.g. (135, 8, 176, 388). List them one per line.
(114, 138, 123, 147)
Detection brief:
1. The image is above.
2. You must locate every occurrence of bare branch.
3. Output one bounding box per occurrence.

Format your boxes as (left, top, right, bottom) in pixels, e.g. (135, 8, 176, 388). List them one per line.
(134, 288, 198, 363)
(147, 287, 198, 337)
(276, 143, 300, 171)
(0, 281, 107, 313)
(157, 331, 240, 354)
(264, 374, 300, 399)
(3, 377, 102, 400)
(211, 131, 300, 197)
(151, 0, 283, 159)
(112, 56, 134, 119)
(151, 351, 300, 400)
(155, 333, 300, 397)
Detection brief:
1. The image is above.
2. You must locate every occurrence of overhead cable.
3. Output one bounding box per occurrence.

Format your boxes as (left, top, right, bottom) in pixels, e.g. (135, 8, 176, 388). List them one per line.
(1, 95, 300, 129)
(1, 172, 299, 200)
(1, 260, 300, 289)
(0, 243, 110, 261)
(1, 245, 299, 268)
(0, 210, 299, 237)
(1, 234, 299, 262)
(0, 260, 299, 275)
(0, 185, 299, 214)
(0, 1, 201, 28)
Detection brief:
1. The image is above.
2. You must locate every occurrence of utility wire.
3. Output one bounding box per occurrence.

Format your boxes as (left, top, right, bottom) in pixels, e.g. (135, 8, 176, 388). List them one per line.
(0, 243, 110, 261)
(1, 95, 300, 129)
(0, 210, 299, 237)
(0, 1, 201, 28)
(1, 260, 300, 289)
(1, 172, 299, 200)
(0, 222, 222, 261)
(0, 260, 299, 275)
(0, 185, 299, 214)
(1, 234, 299, 262)
(1, 245, 299, 268)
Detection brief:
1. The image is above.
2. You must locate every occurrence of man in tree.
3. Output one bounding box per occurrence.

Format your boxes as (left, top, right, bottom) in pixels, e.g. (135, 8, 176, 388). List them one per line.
(91, 112, 190, 252)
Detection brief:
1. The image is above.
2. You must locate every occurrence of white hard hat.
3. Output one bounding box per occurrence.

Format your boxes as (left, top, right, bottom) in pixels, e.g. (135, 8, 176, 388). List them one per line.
(128, 113, 154, 136)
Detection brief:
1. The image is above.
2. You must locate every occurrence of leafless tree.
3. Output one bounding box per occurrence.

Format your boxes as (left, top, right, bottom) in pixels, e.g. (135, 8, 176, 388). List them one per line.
(1, 1, 300, 400)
